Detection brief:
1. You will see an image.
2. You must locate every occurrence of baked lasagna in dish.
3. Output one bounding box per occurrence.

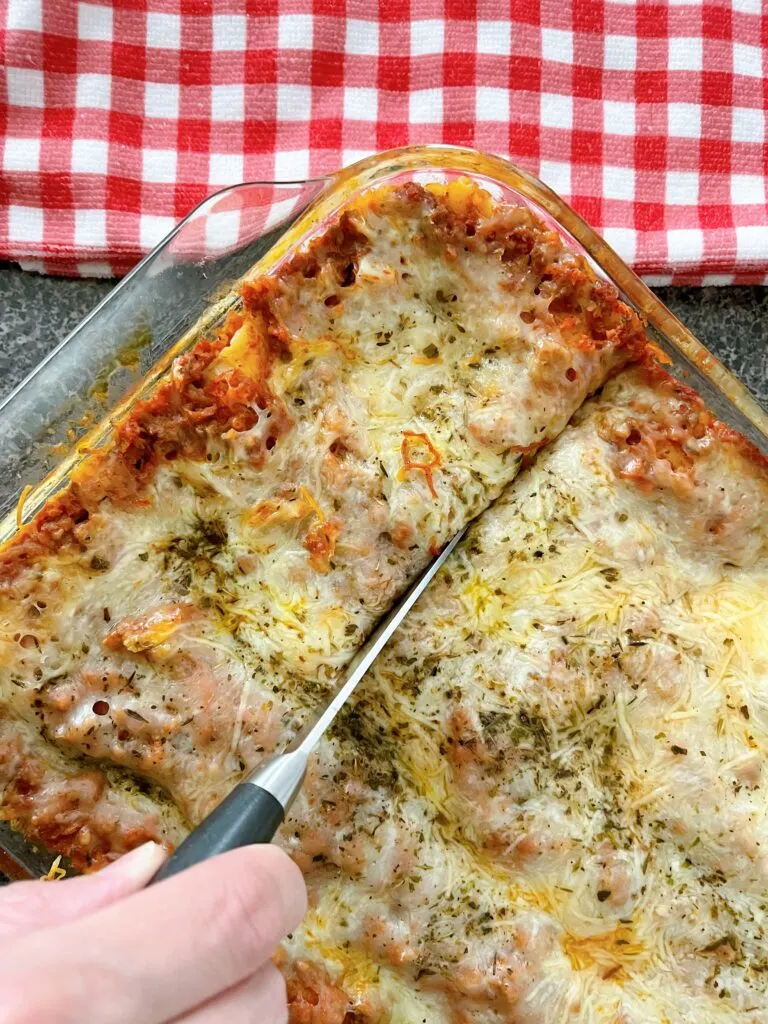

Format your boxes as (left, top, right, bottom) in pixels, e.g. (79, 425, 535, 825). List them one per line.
(1, 181, 766, 1023)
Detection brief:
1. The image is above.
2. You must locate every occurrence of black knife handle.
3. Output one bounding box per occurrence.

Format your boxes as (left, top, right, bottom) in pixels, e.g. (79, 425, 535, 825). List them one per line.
(149, 784, 285, 885)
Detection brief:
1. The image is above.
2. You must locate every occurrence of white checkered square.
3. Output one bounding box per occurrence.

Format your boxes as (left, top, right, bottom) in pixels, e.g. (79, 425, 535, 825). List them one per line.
(476, 21, 510, 56)
(603, 226, 636, 263)
(76, 73, 112, 110)
(665, 170, 698, 205)
(476, 87, 508, 122)
(139, 214, 175, 249)
(409, 89, 443, 124)
(275, 149, 310, 180)
(604, 100, 635, 136)
(668, 227, 704, 262)
(9, 205, 44, 244)
(733, 42, 763, 79)
(541, 93, 573, 130)
(700, 274, 735, 285)
(77, 3, 112, 42)
(17, 259, 46, 273)
(603, 164, 635, 201)
(263, 195, 303, 231)
(411, 20, 443, 56)
(263, 197, 299, 231)
(731, 174, 765, 205)
(342, 149, 373, 166)
(668, 36, 703, 72)
(71, 138, 108, 175)
(542, 28, 573, 64)
(3, 137, 41, 173)
(146, 11, 181, 49)
(539, 160, 571, 195)
(603, 35, 636, 70)
(6, 67, 45, 108)
(735, 225, 764, 259)
(277, 84, 311, 122)
(74, 209, 106, 247)
(142, 148, 177, 184)
(731, 0, 761, 14)
(278, 14, 313, 49)
(732, 107, 764, 144)
(209, 153, 244, 186)
(211, 84, 244, 122)
(145, 82, 179, 120)
(668, 102, 701, 138)
(76, 261, 114, 277)
(7, 0, 42, 31)
(343, 87, 377, 122)
(205, 210, 242, 251)
(212, 14, 247, 51)
(345, 19, 378, 56)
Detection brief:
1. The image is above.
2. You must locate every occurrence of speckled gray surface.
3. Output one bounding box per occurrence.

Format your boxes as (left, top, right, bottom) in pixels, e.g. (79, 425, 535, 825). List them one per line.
(0, 267, 114, 399)
(655, 285, 768, 409)
(0, 265, 765, 410)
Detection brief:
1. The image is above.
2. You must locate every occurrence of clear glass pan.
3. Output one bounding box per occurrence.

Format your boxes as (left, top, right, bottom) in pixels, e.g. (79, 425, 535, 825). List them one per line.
(0, 145, 765, 876)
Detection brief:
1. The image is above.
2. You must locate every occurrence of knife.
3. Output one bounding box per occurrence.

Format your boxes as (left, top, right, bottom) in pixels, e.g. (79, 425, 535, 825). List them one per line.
(149, 523, 467, 884)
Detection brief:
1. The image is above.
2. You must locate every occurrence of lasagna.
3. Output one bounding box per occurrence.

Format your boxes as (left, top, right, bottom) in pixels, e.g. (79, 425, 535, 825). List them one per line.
(1, 180, 765, 1022)
(282, 365, 768, 1023)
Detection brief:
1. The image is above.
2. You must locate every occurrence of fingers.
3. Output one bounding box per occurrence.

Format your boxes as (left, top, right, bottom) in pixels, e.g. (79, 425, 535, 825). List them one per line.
(0, 845, 306, 1024)
(0, 842, 167, 943)
(174, 963, 288, 1024)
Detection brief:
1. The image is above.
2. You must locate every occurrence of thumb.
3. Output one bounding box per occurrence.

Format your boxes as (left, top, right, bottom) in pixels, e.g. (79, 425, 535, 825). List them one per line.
(0, 841, 167, 942)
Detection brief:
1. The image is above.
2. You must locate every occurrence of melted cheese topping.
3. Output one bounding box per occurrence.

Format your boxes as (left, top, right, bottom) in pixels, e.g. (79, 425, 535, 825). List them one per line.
(1, 181, 763, 1023)
(281, 366, 768, 1023)
(0, 180, 639, 865)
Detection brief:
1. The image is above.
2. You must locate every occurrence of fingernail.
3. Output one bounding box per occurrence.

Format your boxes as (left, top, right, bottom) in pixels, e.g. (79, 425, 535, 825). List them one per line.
(102, 842, 168, 886)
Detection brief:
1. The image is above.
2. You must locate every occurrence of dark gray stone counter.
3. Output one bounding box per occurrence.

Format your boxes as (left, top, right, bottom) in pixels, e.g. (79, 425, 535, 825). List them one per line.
(0, 265, 765, 410)
(654, 286, 767, 409)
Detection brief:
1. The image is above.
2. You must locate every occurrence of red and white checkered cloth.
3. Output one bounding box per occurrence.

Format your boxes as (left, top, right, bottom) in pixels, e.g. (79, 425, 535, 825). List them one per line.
(1, 0, 766, 283)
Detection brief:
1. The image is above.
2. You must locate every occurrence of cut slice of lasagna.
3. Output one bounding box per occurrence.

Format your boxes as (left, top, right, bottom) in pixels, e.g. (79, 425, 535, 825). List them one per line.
(282, 363, 767, 1023)
(0, 180, 643, 869)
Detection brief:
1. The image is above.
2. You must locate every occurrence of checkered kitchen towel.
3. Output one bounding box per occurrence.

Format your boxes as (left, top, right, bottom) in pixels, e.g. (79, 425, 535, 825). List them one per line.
(1, 0, 767, 282)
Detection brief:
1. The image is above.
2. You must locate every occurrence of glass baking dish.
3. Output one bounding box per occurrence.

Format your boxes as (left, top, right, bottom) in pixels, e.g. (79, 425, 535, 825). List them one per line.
(0, 144, 765, 878)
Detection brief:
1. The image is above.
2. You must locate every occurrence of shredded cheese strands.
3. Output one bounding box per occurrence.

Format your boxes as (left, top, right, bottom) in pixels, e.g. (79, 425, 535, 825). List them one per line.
(15, 484, 33, 531)
(41, 855, 66, 882)
(305, 365, 766, 1023)
(398, 431, 442, 499)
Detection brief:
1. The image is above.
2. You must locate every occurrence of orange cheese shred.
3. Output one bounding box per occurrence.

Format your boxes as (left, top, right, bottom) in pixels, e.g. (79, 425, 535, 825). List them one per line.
(16, 484, 33, 532)
(398, 431, 442, 499)
(303, 519, 342, 574)
(248, 487, 324, 528)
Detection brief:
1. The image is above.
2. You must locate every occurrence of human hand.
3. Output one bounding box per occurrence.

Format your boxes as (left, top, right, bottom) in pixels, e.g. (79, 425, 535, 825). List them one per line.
(0, 842, 306, 1023)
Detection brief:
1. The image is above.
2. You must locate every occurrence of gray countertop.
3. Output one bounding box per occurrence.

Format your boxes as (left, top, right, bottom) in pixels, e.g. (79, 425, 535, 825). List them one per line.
(0, 264, 766, 409)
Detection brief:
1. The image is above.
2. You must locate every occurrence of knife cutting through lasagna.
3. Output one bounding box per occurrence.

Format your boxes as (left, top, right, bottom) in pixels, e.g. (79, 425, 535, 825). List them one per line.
(0, 178, 765, 1022)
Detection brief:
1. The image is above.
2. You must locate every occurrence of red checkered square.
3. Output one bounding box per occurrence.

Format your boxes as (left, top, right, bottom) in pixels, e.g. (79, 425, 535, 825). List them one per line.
(1, 0, 767, 282)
